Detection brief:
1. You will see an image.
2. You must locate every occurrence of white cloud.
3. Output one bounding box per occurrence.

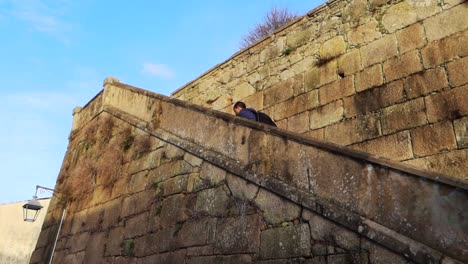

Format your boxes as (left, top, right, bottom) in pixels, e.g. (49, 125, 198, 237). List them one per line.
(4, 92, 78, 113)
(142, 62, 175, 79)
(4, 0, 72, 42)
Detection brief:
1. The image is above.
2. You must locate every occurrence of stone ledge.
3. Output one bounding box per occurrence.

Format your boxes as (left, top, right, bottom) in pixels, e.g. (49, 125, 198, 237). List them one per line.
(108, 81, 468, 190)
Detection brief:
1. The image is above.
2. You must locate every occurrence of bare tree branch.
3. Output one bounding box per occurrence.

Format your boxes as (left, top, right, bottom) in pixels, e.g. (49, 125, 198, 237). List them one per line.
(240, 7, 298, 49)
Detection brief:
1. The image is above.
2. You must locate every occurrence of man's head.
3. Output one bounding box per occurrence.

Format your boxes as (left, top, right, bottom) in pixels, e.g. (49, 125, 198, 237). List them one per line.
(233, 101, 246, 116)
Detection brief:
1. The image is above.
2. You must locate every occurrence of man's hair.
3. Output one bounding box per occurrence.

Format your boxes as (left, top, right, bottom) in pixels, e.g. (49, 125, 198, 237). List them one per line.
(233, 101, 246, 109)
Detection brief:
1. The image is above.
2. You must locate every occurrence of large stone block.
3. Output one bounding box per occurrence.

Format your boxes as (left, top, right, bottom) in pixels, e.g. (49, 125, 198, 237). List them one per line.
(383, 50, 423, 82)
(226, 173, 258, 201)
(421, 30, 468, 68)
(195, 186, 230, 217)
(232, 82, 256, 102)
(404, 149, 468, 180)
(350, 131, 414, 161)
(260, 224, 311, 259)
(84, 232, 106, 263)
(214, 214, 261, 254)
(348, 20, 382, 46)
(310, 100, 344, 129)
(447, 56, 468, 87)
(381, 98, 427, 135)
(411, 121, 457, 157)
(160, 194, 195, 227)
(337, 49, 362, 76)
(425, 85, 468, 123)
(423, 4, 468, 42)
(162, 175, 188, 196)
(324, 113, 381, 145)
(454, 117, 468, 148)
(361, 34, 398, 67)
(306, 61, 339, 90)
(320, 36, 346, 61)
(254, 189, 301, 225)
(263, 79, 295, 107)
(147, 160, 193, 183)
(272, 89, 319, 120)
(176, 217, 217, 248)
(344, 80, 405, 118)
(288, 111, 310, 134)
(121, 189, 153, 218)
(124, 213, 149, 238)
(382, 1, 439, 33)
(397, 23, 426, 54)
(101, 198, 123, 229)
(200, 162, 226, 186)
(127, 148, 164, 175)
(243, 90, 264, 111)
(404, 67, 449, 99)
(319, 75, 354, 105)
(356, 64, 384, 92)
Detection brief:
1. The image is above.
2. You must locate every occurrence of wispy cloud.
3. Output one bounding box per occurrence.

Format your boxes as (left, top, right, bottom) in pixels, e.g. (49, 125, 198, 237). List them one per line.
(142, 62, 175, 79)
(3, 0, 73, 42)
(4, 92, 78, 113)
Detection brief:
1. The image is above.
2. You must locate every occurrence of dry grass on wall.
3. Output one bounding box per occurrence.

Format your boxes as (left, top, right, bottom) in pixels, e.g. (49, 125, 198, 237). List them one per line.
(60, 157, 97, 200)
(99, 115, 114, 144)
(133, 134, 152, 158)
(97, 146, 124, 187)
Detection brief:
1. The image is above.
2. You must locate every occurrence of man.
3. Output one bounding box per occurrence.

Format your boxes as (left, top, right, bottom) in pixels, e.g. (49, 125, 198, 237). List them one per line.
(233, 101, 277, 127)
(233, 101, 257, 121)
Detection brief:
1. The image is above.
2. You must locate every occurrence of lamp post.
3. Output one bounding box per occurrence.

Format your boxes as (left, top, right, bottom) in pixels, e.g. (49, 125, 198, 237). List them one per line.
(22, 185, 57, 222)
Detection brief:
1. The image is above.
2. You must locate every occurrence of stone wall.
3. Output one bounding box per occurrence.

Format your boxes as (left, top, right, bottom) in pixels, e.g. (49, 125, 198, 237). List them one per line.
(31, 81, 467, 263)
(172, 0, 468, 180)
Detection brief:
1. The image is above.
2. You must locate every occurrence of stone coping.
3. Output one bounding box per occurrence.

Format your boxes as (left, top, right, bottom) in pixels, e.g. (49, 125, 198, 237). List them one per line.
(109, 80, 468, 191)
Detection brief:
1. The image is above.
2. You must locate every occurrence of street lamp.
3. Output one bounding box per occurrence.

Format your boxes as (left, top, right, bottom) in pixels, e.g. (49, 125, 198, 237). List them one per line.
(22, 185, 56, 222)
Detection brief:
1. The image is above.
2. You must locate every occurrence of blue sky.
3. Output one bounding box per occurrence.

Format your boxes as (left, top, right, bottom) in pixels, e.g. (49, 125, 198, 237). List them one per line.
(0, 0, 325, 204)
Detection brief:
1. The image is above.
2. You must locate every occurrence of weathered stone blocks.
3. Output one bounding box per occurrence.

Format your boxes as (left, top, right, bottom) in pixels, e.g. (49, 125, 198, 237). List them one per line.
(382, 0, 439, 33)
(310, 100, 344, 129)
(351, 131, 414, 161)
(404, 67, 448, 99)
(421, 30, 468, 68)
(337, 49, 362, 77)
(361, 34, 398, 67)
(214, 214, 261, 254)
(195, 187, 230, 217)
(260, 224, 311, 259)
(454, 117, 468, 148)
(324, 114, 381, 145)
(356, 64, 384, 92)
(288, 111, 310, 133)
(320, 36, 346, 61)
(344, 80, 405, 118)
(425, 85, 468, 123)
(411, 121, 457, 157)
(381, 98, 427, 135)
(423, 4, 468, 42)
(397, 23, 426, 54)
(404, 149, 468, 179)
(319, 75, 354, 105)
(254, 189, 301, 225)
(447, 56, 468, 87)
(348, 20, 382, 46)
(383, 50, 423, 82)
